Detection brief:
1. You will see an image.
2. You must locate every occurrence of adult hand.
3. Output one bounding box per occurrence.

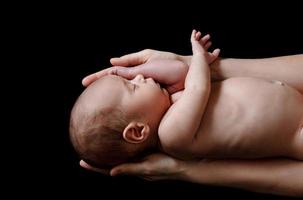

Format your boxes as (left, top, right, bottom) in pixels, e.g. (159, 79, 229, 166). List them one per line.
(83, 59, 188, 94)
(82, 34, 217, 87)
(80, 156, 303, 197)
(82, 50, 189, 89)
(80, 153, 186, 181)
(109, 33, 217, 67)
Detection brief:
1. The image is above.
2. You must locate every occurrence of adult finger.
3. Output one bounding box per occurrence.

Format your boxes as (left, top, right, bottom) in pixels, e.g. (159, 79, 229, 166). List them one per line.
(110, 66, 138, 80)
(82, 73, 99, 86)
(110, 162, 146, 177)
(80, 160, 110, 175)
(82, 67, 131, 87)
(110, 49, 152, 66)
(82, 69, 111, 87)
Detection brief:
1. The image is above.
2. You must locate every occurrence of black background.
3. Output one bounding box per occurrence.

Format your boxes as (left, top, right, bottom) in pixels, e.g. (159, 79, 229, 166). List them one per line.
(15, 3, 302, 199)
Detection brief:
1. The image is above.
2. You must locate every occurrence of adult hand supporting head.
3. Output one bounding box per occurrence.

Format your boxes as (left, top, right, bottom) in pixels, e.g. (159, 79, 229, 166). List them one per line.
(81, 49, 188, 92)
(82, 59, 189, 94)
(80, 153, 187, 181)
(82, 34, 216, 90)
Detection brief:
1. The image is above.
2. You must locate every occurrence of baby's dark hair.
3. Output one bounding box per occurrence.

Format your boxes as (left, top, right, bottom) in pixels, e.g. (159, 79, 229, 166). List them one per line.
(69, 96, 151, 169)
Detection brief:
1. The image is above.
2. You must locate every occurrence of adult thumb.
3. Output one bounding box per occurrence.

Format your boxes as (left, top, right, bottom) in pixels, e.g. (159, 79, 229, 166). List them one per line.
(110, 50, 150, 66)
(110, 162, 144, 176)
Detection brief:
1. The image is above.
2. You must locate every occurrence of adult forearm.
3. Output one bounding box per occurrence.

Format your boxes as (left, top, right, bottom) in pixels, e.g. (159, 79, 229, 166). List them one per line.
(211, 55, 303, 93)
(181, 158, 303, 197)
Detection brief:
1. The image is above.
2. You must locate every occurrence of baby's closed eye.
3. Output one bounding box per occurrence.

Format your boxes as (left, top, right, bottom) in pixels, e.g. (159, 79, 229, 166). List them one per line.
(127, 81, 137, 91)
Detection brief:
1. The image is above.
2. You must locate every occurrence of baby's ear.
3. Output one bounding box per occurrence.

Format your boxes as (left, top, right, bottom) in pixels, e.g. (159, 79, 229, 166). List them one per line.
(122, 122, 150, 144)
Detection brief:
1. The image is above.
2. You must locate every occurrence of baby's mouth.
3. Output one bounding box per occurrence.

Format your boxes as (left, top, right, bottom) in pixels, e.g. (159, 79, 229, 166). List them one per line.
(154, 81, 169, 96)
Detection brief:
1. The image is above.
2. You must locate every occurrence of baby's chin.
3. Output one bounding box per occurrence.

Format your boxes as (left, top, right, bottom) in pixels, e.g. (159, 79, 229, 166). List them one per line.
(162, 89, 172, 107)
(162, 87, 170, 98)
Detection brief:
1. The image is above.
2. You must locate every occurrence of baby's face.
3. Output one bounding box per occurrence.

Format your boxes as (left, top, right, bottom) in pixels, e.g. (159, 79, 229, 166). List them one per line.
(84, 74, 171, 124)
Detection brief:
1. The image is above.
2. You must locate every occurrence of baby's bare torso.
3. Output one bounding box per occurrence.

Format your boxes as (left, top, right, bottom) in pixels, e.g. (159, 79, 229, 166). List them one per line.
(188, 77, 303, 159)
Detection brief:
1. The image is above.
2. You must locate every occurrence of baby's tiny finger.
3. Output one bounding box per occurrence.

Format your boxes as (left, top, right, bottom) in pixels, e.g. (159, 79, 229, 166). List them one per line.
(204, 41, 212, 50)
(191, 29, 197, 41)
(212, 48, 221, 57)
(195, 31, 202, 40)
(201, 34, 210, 45)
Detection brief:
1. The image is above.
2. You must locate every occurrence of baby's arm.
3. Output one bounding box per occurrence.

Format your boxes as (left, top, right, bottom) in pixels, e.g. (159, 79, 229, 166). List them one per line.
(159, 30, 218, 153)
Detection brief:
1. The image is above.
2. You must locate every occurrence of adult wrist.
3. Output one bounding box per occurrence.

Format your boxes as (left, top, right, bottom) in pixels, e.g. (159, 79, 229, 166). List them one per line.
(181, 159, 213, 184)
(172, 159, 189, 181)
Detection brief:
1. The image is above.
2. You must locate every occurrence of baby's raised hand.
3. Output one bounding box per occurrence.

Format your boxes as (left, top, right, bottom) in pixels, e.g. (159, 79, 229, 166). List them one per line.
(191, 30, 220, 64)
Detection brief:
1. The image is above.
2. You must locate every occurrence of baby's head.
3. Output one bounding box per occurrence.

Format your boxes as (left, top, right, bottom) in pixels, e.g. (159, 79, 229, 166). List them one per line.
(70, 74, 171, 168)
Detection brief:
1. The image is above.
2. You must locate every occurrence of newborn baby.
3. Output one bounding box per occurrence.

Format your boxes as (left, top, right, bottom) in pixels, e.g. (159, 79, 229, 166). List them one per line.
(70, 31, 303, 168)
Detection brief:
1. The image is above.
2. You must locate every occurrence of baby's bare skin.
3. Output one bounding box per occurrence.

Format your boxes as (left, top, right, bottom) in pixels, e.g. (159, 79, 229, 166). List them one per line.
(188, 77, 303, 160)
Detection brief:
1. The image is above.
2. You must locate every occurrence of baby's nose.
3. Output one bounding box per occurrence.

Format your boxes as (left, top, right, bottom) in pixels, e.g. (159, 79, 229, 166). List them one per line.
(134, 74, 145, 82)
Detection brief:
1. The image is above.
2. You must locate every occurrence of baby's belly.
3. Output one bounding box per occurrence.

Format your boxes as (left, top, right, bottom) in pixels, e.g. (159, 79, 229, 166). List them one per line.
(193, 77, 303, 158)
